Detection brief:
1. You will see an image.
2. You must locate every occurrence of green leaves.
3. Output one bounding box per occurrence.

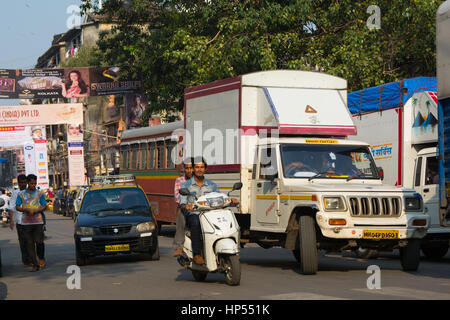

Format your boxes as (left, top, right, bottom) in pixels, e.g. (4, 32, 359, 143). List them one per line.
(81, 0, 442, 120)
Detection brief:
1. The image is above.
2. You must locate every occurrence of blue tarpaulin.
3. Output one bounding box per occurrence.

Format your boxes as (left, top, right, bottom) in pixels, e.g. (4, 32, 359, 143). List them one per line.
(348, 77, 437, 115)
(0, 158, 7, 163)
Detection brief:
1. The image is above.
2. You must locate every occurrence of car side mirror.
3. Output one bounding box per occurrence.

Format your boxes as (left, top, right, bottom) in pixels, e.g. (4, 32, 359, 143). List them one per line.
(179, 188, 191, 196)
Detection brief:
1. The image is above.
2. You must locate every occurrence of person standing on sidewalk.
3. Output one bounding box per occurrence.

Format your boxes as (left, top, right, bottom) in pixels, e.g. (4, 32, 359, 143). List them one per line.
(173, 158, 194, 257)
(9, 174, 31, 266)
(15, 174, 48, 272)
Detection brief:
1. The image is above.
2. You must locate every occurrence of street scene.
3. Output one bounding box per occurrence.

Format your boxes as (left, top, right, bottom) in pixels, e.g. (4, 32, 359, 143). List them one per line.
(0, 0, 450, 306)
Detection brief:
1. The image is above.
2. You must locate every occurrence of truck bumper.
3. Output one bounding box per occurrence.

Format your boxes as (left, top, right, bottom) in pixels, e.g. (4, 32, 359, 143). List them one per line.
(316, 211, 430, 240)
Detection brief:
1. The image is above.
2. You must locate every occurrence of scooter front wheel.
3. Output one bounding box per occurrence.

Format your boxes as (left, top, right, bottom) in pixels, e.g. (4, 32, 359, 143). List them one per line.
(192, 270, 208, 282)
(222, 255, 241, 286)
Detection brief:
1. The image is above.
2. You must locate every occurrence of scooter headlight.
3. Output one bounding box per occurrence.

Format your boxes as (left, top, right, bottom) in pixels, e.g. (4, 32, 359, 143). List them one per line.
(207, 197, 224, 208)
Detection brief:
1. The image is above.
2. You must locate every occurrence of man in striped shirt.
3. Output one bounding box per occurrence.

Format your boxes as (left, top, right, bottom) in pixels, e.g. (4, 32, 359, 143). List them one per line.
(173, 158, 194, 257)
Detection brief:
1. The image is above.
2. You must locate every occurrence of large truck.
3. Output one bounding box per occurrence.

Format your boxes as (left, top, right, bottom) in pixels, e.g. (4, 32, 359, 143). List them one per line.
(347, 77, 450, 259)
(437, 1, 450, 256)
(183, 70, 429, 274)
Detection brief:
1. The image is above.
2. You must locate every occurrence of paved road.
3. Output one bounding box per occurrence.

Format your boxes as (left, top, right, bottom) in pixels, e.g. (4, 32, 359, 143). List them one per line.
(0, 212, 449, 300)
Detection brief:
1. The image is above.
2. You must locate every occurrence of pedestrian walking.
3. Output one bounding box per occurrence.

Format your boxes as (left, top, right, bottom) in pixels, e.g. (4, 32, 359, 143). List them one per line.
(15, 174, 48, 272)
(9, 174, 32, 266)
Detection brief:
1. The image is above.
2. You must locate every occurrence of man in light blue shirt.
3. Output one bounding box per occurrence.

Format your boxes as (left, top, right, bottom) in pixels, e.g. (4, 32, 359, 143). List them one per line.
(180, 157, 219, 265)
(15, 174, 47, 272)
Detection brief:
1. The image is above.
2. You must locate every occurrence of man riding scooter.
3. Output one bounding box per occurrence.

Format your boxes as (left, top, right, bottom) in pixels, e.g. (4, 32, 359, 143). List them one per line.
(179, 157, 238, 265)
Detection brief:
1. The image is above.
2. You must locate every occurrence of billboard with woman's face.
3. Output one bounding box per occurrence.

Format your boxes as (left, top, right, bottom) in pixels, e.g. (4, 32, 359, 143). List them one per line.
(62, 68, 90, 98)
(0, 66, 141, 99)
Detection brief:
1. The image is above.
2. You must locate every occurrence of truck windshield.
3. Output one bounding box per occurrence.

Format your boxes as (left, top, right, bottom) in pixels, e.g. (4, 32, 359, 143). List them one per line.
(280, 144, 380, 180)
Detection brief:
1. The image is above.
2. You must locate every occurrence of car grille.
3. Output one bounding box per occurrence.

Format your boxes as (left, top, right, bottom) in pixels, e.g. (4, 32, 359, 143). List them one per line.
(348, 197, 401, 217)
(99, 225, 132, 235)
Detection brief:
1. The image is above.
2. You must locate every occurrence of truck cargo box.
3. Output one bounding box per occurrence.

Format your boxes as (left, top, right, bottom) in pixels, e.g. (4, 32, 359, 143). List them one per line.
(348, 77, 437, 187)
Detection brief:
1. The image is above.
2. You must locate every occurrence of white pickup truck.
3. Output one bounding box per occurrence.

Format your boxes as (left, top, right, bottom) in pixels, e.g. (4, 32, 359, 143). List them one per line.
(183, 70, 430, 274)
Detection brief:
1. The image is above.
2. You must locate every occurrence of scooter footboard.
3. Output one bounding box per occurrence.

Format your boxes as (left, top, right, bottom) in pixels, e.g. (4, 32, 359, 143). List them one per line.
(214, 238, 239, 255)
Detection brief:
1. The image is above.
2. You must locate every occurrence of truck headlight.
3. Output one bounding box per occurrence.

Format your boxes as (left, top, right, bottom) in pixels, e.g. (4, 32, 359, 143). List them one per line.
(405, 194, 422, 211)
(76, 226, 94, 236)
(323, 197, 346, 211)
(137, 221, 156, 232)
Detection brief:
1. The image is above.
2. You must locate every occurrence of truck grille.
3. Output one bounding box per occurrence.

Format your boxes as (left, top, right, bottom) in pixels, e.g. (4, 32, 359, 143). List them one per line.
(99, 225, 132, 235)
(349, 197, 401, 217)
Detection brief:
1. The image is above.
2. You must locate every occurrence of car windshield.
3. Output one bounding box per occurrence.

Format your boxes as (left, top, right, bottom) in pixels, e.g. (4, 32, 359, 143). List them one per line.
(280, 144, 380, 180)
(79, 187, 151, 216)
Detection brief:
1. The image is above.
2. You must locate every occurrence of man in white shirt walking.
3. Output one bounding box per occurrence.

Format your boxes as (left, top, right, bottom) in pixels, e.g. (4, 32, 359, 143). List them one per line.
(9, 174, 31, 266)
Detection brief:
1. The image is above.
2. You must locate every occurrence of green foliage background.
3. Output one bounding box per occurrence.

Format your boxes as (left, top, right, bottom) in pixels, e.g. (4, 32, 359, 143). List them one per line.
(81, 0, 443, 122)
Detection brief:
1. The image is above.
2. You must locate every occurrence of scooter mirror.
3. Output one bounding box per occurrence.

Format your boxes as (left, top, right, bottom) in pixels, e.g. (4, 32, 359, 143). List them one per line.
(232, 182, 243, 191)
(0, 199, 4, 207)
(179, 188, 191, 196)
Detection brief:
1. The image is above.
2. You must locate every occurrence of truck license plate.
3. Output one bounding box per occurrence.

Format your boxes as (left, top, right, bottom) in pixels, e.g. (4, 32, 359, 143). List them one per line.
(362, 230, 399, 239)
(105, 244, 130, 252)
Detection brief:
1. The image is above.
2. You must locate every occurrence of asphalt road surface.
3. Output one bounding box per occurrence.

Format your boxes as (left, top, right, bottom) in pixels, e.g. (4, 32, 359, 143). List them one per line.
(0, 212, 449, 300)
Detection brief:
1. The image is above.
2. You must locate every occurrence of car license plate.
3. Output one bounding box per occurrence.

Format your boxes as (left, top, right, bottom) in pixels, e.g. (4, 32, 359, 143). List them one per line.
(105, 244, 130, 252)
(363, 230, 399, 239)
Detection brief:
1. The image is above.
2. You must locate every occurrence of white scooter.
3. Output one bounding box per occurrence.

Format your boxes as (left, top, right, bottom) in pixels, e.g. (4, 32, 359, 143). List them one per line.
(178, 182, 242, 286)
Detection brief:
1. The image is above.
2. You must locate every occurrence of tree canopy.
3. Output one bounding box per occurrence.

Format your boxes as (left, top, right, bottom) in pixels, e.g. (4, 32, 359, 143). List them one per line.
(81, 0, 443, 122)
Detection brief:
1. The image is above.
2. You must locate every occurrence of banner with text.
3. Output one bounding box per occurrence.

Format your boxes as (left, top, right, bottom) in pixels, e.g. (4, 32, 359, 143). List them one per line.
(0, 103, 83, 126)
(0, 66, 142, 99)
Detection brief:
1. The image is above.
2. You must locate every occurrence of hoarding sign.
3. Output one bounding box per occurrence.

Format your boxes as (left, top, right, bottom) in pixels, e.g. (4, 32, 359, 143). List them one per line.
(0, 103, 83, 126)
(67, 123, 85, 187)
(0, 66, 141, 99)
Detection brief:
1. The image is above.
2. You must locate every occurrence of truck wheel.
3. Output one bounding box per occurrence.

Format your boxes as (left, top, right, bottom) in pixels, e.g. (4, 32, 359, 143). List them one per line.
(222, 255, 241, 286)
(421, 243, 449, 259)
(400, 239, 420, 271)
(192, 270, 208, 282)
(298, 215, 318, 275)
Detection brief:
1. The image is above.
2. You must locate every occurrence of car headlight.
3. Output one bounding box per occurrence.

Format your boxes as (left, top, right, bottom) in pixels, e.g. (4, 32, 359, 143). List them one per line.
(323, 197, 346, 211)
(136, 221, 156, 232)
(76, 226, 94, 236)
(405, 194, 422, 211)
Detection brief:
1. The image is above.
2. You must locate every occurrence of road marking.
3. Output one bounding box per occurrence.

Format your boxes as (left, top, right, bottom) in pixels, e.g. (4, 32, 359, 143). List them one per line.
(263, 292, 348, 300)
(353, 286, 450, 300)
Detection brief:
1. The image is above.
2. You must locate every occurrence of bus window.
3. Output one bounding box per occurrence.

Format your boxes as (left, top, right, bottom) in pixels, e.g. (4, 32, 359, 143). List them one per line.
(166, 140, 177, 169)
(157, 141, 165, 168)
(121, 144, 129, 170)
(131, 143, 139, 170)
(149, 142, 155, 169)
(140, 142, 148, 170)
